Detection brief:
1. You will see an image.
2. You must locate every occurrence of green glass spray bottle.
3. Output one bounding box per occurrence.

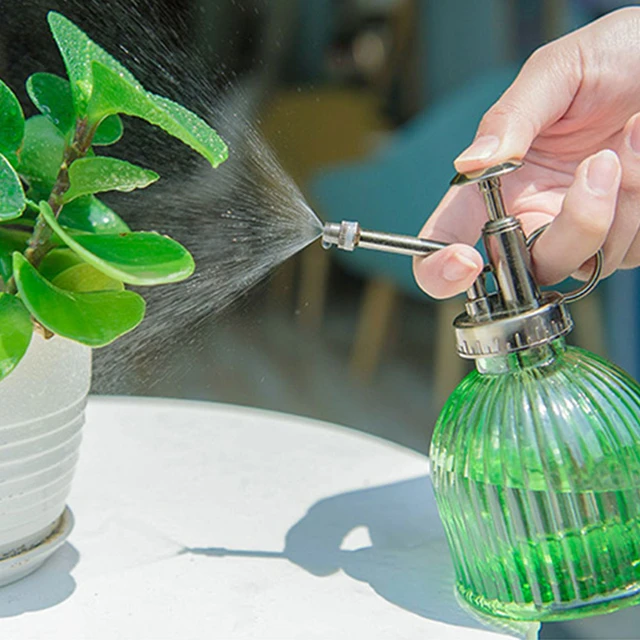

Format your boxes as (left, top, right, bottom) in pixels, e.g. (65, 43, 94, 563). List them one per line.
(322, 161, 640, 622)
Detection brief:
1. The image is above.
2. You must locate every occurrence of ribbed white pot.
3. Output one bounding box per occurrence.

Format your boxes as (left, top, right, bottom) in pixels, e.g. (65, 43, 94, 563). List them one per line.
(0, 333, 91, 586)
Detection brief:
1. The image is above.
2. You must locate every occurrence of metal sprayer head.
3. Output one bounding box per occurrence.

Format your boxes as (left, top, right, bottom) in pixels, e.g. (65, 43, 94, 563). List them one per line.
(321, 161, 603, 360)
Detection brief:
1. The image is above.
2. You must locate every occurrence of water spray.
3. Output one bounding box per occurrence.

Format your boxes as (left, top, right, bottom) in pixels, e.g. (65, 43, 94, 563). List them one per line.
(320, 160, 640, 622)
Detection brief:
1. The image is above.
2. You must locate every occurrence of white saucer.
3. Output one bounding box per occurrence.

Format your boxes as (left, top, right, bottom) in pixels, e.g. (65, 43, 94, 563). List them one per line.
(0, 507, 74, 588)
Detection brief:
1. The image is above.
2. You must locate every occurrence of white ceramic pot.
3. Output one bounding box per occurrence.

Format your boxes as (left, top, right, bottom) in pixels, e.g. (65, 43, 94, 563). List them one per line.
(0, 333, 91, 586)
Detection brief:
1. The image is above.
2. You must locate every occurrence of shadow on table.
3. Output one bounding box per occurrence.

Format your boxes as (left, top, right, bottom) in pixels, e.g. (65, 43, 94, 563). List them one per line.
(283, 476, 537, 639)
(0, 542, 78, 617)
(181, 476, 537, 637)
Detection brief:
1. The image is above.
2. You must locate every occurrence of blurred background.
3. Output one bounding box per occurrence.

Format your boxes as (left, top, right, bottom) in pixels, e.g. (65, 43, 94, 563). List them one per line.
(2, 1, 640, 638)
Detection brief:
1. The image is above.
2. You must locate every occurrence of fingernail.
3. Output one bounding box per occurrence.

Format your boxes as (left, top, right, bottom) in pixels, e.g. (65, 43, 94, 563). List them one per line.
(586, 150, 620, 195)
(442, 250, 479, 282)
(456, 135, 501, 164)
(628, 115, 640, 154)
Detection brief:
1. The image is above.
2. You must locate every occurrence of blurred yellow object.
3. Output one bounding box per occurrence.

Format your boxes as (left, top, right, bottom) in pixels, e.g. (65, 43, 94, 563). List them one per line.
(260, 87, 389, 187)
(260, 87, 390, 331)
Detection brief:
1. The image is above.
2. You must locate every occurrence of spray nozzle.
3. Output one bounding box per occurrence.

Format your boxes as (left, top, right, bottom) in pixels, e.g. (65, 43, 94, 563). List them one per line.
(322, 220, 447, 256)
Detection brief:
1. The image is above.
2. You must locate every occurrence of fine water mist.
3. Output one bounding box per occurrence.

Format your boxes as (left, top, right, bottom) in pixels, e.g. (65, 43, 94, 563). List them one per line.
(39, 3, 327, 391)
(93, 94, 324, 390)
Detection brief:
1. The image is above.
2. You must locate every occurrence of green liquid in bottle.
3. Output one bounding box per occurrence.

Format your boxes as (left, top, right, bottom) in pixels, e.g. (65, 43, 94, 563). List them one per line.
(440, 478, 640, 620)
(431, 340, 640, 621)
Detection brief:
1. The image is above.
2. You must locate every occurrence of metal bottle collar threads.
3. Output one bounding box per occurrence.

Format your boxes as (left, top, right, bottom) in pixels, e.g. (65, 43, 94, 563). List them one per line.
(450, 161, 602, 359)
(321, 161, 603, 360)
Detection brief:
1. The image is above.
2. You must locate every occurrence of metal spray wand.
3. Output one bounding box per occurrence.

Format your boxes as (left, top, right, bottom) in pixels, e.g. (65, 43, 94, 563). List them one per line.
(321, 220, 447, 257)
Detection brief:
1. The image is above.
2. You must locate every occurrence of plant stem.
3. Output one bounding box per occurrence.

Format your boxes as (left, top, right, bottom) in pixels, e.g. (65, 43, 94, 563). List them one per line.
(27, 119, 94, 264)
(6, 119, 95, 294)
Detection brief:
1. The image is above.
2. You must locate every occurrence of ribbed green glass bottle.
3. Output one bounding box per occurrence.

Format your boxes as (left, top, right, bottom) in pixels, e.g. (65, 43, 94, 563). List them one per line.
(430, 338, 640, 621)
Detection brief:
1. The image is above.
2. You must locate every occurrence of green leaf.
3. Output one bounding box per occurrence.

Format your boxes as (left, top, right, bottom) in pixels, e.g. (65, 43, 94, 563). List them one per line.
(27, 72, 123, 146)
(0, 228, 29, 282)
(39, 247, 123, 292)
(39, 247, 84, 280)
(93, 115, 123, 146)
(47, 11, 141, 117)
(89, 63, 227, 167)
(47, 12, 227, 166)
(14, 252, 145, 347)
(0, 154, 26, 220)
(59, 196, 130, 234)
(26, 72, 74, 134)
(150, 93, 227, 167)
(17, 116, 65, 193)
(52, 262, 124, 292)
(41, 201, 194, 285)
(62, 157, 159, 203)
(0, 80, 25, 157)
(0, 294, 33, 382)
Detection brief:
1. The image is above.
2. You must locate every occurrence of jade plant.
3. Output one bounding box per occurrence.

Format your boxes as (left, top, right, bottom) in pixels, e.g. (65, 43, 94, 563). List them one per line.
(0, 12, 227, 380)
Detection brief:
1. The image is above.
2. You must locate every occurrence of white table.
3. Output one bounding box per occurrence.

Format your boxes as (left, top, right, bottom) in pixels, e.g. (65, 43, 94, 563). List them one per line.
(1, 397, 537, 639)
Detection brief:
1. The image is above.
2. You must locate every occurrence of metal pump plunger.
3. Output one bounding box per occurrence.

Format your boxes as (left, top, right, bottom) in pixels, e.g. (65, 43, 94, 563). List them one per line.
(321, 161, 604, 359)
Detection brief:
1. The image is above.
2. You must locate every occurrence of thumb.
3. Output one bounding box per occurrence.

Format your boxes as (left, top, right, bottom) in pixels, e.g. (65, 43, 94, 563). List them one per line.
(454, 40, 583, 174)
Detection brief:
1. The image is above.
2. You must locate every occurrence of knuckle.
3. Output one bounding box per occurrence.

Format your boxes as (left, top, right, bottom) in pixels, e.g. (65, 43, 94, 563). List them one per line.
(480, 98, 536, 142)
(526, 45, 550, 67)
(479, 104, 520, 139)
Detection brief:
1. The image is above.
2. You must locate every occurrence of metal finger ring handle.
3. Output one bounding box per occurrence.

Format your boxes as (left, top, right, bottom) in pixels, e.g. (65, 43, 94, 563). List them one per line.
(525, 223, 603, 303)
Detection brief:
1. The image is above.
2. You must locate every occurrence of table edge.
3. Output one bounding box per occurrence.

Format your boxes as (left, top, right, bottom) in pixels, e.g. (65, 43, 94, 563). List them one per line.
(88, 394, 430, 466)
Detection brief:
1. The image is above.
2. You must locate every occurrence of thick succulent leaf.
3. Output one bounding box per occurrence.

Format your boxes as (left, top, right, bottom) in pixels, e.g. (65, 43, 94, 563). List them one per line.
(17, 116, 65, 192)
(0, 80, 25, 157)
(0, 294, 33, 382)
(149, 93, 228, 167)
(0, 154, 26, 220)
(41, 201, 194, 285)
(88, 63, 228, 167)
(62, 157, 159, 203)
(52, 262, 124, 292)
(40, 247, 123, 292)
(14, 252, 145, 347)
(59, 196, 130, 234)
(86, 62, 148, 122)
(0, 228, 29, 282)
(26, 72, 74, 134)
(93, 115, 123, 146)
(39, 247, 84, 280)
(47, 12, 140, 116)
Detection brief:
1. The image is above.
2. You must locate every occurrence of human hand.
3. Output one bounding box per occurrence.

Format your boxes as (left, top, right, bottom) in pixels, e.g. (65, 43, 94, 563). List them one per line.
(414, 7, 640, 299)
